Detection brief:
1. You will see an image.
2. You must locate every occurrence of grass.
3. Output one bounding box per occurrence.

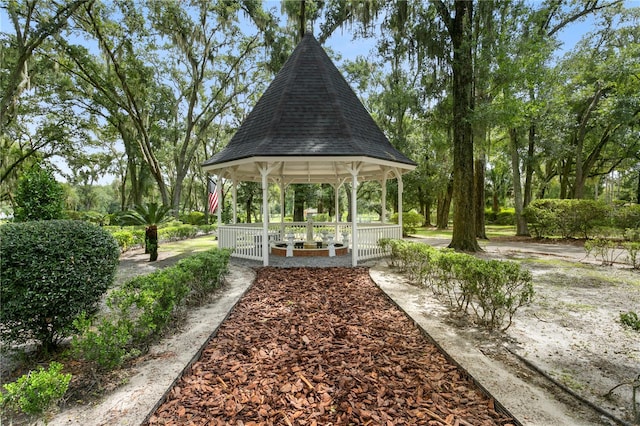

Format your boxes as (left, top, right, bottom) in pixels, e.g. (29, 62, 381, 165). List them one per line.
(412, 225, 517, 239)
(159, 234, 218, 255)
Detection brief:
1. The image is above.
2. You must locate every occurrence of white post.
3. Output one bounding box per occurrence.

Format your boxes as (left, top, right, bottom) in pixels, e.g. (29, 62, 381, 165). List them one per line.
(381, 170, 388, 224)
(279, 180, 286, 240)
(333, 178, 346, 240)
(257, 163, 280, 266)
(260, 169, 269, 266)
(216, 174, 222, 226)
(397, 170, 404, 233)
(348, 163, 361, 267)
(232, 180, 237, 224)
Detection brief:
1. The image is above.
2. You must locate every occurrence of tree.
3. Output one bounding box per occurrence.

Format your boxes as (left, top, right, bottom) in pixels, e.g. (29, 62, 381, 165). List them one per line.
(13, 165, 65, 221)
(120, 202, 172, 261)
(433, 0, 480, 251)
(0, 0, 91, 127)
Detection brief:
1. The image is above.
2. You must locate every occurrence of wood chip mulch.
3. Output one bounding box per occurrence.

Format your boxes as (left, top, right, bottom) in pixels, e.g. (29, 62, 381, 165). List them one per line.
(145, 267, 516, 426)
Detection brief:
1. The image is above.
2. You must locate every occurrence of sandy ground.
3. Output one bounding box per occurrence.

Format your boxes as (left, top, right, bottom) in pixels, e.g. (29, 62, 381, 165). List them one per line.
(20, 239, 640, 425)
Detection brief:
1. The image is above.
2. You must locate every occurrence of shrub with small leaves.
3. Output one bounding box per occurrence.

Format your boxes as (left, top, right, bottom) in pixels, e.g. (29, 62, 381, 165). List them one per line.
(623, 242, 640, 269)
(584, 238, 622, 266)
(0, 362, 71, 420)
(379, 239, 534, 331)
(620, 311, 640, 331)
(390, 210, 425, 236)
(71, 313, 137, 371)
(0, 220, 120, 351)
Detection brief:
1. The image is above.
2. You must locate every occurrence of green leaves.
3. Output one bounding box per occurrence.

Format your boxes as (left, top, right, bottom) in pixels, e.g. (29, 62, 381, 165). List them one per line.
(379, 238, 534, 331)
(72, 248, 231, 370)
(0, 361, 72, 420)
(119, 202, 173, 227)
(13, 165, 65, 221)
(0, 220, 120, 350)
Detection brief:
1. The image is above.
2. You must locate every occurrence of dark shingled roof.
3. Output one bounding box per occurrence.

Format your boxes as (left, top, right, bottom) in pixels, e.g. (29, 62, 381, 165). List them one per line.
(202, 33, 416, 168)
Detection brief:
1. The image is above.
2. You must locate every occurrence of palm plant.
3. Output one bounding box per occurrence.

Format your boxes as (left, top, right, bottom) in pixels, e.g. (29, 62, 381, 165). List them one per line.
(120, 202, 173, 261)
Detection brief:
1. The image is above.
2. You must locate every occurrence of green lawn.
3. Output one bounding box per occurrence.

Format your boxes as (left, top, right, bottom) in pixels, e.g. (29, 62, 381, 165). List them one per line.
(412, 225, 517, 239)
(160, 234, 218, 254)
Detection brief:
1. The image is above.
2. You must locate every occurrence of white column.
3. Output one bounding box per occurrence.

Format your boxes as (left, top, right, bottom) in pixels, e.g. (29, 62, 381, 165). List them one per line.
(261, 170, 269, 266)
(232, 180, 237, 224)
(257, 163, 280, 266)
(279, 180, 286, 239)
(396, 170, 404, 232)
(347, 163, 361, 267)
(216, 174, 222, 226)
(332, 178, 346, 239)
(381, 170, 389, 224)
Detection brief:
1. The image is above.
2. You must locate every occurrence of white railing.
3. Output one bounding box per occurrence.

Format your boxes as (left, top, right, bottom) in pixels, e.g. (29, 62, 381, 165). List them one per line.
(218, 225, 273, 261)
(357, 224, 402, 261)
(219, 222, 399, 262)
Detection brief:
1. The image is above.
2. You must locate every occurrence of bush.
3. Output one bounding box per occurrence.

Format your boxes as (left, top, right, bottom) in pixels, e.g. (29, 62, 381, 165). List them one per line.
(111, 230, 136, 251)
(620, 311, 640, 331)
(0, 220, 120, 351)
(379, 239, 534, 331)
(72, 248, 231, 369)
(0, 361, 71, 420)
(180, 211, 206, 225)
(623, 242, 640, 270)
(486, 208, 516, 225)
(584, 238, 622, 266)
(613, 204, 640, 231)
(14, 165, 65, 221)
(390, 209, 425, 236)
(71, 313, 137, 371)
(524, 199, 611, 239)
(158, 224, 198, 241)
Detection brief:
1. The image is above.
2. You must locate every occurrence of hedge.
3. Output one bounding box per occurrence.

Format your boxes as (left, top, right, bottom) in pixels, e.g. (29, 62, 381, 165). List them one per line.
(379, 239, 534, 331)
(523, 199, 611, 239)
(0, 220, 120, 351)
(72, 248, 231, 370)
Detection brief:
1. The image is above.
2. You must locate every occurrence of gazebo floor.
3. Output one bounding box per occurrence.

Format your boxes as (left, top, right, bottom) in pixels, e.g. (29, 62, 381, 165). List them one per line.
(145, 267, 515, 425)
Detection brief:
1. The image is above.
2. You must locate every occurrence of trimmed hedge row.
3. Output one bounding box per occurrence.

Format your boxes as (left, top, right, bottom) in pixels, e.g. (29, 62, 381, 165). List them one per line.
(0, 220, 120, 351)
(524, 199, 640, 239)
(379, 239, 534, 331)
(71, 248, 231, 371)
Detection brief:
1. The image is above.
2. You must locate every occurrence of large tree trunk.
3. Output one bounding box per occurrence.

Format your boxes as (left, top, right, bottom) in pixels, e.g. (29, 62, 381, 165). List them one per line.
(436, 177, 454, 229)
(510, 128, 529, 236)
(146, 225, 158, 262)
(442, 0, 480, 251)
(475, 156, 487, 239)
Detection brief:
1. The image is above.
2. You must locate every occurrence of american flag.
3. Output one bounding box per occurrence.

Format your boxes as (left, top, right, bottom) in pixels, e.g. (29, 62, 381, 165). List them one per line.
(208, 178, 219, 214)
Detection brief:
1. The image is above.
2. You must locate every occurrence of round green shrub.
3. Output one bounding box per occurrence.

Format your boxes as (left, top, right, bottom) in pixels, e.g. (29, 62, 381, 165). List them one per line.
(0, 220, 120, 351)
(390, 210, 425, 236)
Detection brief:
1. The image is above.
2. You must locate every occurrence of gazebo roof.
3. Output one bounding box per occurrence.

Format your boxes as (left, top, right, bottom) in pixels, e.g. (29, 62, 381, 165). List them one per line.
(202, 32, 416, 183)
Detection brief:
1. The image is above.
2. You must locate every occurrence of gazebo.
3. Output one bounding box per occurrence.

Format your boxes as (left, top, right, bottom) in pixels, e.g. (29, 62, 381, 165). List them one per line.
(202, 33, 416, 266)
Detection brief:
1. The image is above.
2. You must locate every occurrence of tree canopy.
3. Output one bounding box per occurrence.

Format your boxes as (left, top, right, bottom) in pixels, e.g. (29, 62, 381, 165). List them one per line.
(1, 0, 638, 250)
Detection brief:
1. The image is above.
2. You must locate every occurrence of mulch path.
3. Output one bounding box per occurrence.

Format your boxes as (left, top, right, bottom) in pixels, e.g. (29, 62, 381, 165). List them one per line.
(145, 267, 515, 426)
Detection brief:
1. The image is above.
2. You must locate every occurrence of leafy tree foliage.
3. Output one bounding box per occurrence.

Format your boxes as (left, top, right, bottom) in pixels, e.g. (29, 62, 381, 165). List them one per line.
(13, 165, 65, 221)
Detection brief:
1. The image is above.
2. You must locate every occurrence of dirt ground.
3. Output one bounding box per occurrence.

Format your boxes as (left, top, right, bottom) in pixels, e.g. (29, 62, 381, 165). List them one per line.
(4, 237, 639, 425)
(401, 237, 640, 425)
